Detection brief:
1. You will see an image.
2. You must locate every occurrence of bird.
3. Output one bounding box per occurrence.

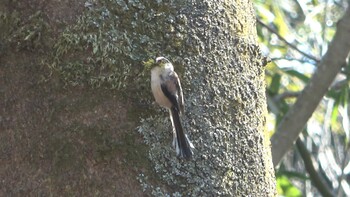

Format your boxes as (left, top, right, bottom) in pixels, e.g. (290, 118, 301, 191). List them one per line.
(150, 56, 194, 159)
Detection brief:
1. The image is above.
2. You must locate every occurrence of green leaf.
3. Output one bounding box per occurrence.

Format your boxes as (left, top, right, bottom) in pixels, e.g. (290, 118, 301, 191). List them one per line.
(276, 170, 309, 180)
(255, 3, 275, 23)
(277, 176, 303, 197)
(331, 93, 341, 131)
(272, 4, 289, 37)
(342, 87, 349, 141)
(269, 73, 281, 95)
(327, 89, 340, 99)
(283, 69, 310, 83)
(328, 86, 350, 133)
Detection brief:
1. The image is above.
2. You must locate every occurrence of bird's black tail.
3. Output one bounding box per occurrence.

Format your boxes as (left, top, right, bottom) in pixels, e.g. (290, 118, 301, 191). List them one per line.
(170, 107, 194, 159)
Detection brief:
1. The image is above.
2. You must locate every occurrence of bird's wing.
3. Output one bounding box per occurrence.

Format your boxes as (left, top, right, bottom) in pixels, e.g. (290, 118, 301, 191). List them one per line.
(175, 72, 185, 114)
(160, 71, 184, 114)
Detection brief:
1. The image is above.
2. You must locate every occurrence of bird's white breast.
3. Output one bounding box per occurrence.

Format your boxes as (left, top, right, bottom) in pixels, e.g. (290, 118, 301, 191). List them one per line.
(151, 68, 172, 108)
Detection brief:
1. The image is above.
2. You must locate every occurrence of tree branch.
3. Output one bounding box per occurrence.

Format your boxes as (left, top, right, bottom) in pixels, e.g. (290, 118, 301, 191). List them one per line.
(271, 6, 350, 167)
(271, 79, 348, 102)
(271, 57, 316, 64)
(296, 138, 334, 197)
(257, 19, 320, 63)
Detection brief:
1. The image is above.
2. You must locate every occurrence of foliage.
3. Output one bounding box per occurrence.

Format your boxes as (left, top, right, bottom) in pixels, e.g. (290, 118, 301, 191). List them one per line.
(255, 0, 350, 196)
(277, 176, 303, 197)
(0, 10, 49, 53)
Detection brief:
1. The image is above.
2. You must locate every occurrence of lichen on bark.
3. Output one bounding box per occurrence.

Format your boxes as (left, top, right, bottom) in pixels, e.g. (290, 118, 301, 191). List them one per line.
(48, 0, 275, 196)
(139, 0, 276, 196)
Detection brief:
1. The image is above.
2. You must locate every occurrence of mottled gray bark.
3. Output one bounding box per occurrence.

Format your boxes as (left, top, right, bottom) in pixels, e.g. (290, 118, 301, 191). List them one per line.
(0, 0, 276, 196)
(139, 1, 276, 196)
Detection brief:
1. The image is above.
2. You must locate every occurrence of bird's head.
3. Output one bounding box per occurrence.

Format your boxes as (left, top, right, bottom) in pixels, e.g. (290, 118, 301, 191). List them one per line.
(155, 56, 171, 68)
(142, 56, 173, 72)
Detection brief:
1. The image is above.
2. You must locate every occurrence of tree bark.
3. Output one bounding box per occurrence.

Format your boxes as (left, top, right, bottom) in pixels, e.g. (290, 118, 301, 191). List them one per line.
(0, 0, 276, 196)
(139, 1, 276, 196)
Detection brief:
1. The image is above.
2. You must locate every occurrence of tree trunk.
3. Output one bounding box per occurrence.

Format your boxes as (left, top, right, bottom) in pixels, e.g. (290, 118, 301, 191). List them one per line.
(139, 1, 276, 196)
(0, 0, 276, 196)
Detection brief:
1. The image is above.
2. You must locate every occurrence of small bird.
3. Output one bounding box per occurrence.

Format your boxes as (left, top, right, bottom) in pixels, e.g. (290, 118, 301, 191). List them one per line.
(150, 57, 194, 159)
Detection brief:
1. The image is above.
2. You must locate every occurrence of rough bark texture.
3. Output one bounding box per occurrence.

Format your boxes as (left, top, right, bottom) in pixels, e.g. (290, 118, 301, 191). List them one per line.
(1, 0, 148, 196)
(0, 0, 276, 196)
(139, 1, 276, 196)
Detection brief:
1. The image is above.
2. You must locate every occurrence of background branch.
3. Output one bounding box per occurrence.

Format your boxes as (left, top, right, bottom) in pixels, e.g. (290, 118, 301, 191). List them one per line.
(271, 57, 316, 64)
(271, 6, 350, 167)
(257, 19, 320, 63)
(296, 137, 334, 197)
(271, 79, 348, 102)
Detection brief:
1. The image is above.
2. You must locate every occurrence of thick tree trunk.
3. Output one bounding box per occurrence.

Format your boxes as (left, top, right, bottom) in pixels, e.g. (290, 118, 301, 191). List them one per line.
(139, 1, 276, 196)
(0, 0, 276, 196)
